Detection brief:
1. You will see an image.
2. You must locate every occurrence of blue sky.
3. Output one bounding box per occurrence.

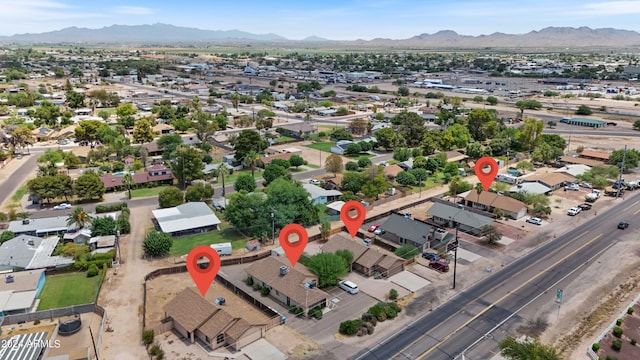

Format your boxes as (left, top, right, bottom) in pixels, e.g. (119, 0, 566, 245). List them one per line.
(2, 0, 640, 40)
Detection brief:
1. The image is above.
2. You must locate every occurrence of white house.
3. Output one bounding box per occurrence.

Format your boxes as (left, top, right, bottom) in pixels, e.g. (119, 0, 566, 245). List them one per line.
(330, 140, 353, 155)
(302, 184, 342, 205)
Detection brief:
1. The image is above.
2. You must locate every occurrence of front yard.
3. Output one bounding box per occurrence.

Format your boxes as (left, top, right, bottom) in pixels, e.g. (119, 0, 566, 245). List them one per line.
(170, 223, 246, 256)
(130, 186, 170, 198)
(305, 141, 336, 153)
(37, 271, 104, 310)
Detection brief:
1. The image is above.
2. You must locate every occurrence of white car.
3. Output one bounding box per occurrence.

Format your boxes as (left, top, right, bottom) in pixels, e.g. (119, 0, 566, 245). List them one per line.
(526, 217, 543, 225)
(565, 183, 580, 191)
(309, 179, 320, 185)
(567, 207, 582, 216)
(53, 203, 72, 210)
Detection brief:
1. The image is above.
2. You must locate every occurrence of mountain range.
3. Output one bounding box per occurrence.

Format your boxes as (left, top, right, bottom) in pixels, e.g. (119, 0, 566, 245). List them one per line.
(1, 23, 640, 48)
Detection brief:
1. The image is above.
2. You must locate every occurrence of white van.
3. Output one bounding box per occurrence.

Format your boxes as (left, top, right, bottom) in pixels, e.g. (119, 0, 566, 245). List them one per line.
(338, 280, 359, 294)
(496, 174, 518, 185)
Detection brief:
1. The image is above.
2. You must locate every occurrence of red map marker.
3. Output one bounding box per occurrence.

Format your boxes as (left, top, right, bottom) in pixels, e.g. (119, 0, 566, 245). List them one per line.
(186, 245, 221, 297)
(341, 200, 366, 238)
(475, 156, 499, 191)
(279, 224, 308, 267)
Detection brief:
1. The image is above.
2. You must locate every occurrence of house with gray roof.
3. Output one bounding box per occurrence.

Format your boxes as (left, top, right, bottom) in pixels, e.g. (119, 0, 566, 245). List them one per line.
(302, 184, 342, 205)
(152, 202, 221, 236)
(378, 213, 432, 250)
(0, 269, 45, 315)
(510, 182, 552, 195)
(0, 235, 74, 271)
(426, 201, 494, 236)
(8, 217, 73, 237)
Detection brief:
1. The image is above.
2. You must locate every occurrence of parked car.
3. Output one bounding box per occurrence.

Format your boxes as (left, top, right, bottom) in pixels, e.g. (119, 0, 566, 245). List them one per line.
(565, 183, 580, 191)
(363, 238, 372, 246)
(368, 224, 380, 232)
(618, 221, 629, 230)
(374, 228, 385, 235)
(577, 203, 592, 211)
(567, 207, 582, 216)
(422, 252, 440, 261)
(526, 217, 543, 225)
(213, 202, 224, 211)
(428, 260, 450, 272)
(580, 183, 593, 189)
(309, 179, 320, 185)
(338, 280, 359, 294)
(53, 203, 72, 210)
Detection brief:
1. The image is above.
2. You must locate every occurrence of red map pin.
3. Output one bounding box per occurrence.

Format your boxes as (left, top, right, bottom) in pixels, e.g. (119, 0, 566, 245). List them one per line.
(279, 224, 308, 267)
(475, 156, 499, 191)
(341, 200, 366, 238)
(186, 245, 221, 297)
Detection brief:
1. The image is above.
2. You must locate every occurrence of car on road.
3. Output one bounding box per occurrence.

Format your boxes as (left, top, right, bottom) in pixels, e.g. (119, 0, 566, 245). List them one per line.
(53, 203, 72, 210)
(368, 224, 380, 232)
(422, 252, 440, 261)
(565, 183, 580, 191)
(526, 217, 543, 225)
(374, 228, 385, 235)
(567, 207, 582, 216)
(428, 260, 450, 272)
(618, 221, 629, 230)
(309, 179, 321, 185)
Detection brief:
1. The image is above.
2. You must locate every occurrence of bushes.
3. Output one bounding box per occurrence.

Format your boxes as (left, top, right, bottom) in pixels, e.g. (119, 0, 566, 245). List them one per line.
(95, 202, 128, 213)
(631, 338, 637, 345)
(142, 329, 155, 346)
(612, 326, 623, 338)
(592, 343, 600, 351)
(260, 287, 270, 296)
(389, 289, 398, 300)
(616, 318, 623, 326)
(252, 283, 262, 291)
(149, 343, 164, 359)
(309, 307, 323, 319)
(339, 319, 363, 335)
(628, 307, 635, 315)
(246, 276, 254, 286)
(86, 264, 100, 277)
(288, 306, 303, 315)
(612, 338, 622, 351)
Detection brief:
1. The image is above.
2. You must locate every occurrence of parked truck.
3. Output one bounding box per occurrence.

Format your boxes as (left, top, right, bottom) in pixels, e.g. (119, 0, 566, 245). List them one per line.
(585, 189, 601, 202)
(210, 242, 232, 256)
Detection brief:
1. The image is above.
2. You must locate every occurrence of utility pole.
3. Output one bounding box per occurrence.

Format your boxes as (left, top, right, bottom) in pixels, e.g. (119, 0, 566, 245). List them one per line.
(271, 210, 275, 245)
(616, 145, 627, 199)
(452, 224, 459, 289)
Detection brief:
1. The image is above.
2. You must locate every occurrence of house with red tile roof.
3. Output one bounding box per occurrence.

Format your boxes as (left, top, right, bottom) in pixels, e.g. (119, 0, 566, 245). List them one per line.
(101, 164, 174, 191)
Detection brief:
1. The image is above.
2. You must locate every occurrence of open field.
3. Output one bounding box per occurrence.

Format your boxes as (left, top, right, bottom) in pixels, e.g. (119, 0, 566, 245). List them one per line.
(305, 142, 335, 152)
(37, 271, 104, 310)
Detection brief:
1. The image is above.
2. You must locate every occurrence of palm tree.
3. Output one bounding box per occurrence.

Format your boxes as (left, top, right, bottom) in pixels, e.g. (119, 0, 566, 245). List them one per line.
(67, 206, 92, 229)
(217, 164, 230, 197)
(122, 172, 134, 199)
(474, 182, 484, 197)
(244, 150, 260, 179)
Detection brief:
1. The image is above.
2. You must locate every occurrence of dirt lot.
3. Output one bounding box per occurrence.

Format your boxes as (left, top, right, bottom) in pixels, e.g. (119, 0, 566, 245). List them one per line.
(145, 272, 270, 330)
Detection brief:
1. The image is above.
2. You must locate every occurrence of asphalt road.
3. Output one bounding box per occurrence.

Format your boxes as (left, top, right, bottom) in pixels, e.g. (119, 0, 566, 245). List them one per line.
(352, 191, 640, 360)
(0, 154, 39, 206)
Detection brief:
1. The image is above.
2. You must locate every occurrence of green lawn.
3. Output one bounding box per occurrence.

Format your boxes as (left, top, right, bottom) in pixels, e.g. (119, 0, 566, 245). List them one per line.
(170, 223, 246, 256)
(131, 186, 170, 198)
(273, 136, 296, 143)
(305, 142, 335, 153)
(10, 184, 28, 203)
(306, 163, 321, 169)
(38, 272, 104, 310)
(221, 170, 263, 184)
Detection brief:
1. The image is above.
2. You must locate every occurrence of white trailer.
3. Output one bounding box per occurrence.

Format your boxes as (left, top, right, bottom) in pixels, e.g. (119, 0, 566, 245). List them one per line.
(211, 242, 232, 256)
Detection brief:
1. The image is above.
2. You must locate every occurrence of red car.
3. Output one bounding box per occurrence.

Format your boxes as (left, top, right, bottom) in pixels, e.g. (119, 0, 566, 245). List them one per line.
(368, 224, 380, 232)
(428, 260, 450, 272)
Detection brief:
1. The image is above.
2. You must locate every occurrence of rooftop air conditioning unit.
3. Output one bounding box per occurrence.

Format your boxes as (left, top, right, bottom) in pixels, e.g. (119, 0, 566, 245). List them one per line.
(279, 265, 289, 276)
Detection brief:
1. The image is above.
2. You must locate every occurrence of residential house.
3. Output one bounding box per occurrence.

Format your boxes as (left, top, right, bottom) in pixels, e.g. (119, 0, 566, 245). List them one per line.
(383, 164, 404, 180)
(138, 141, 164, 157)
(322, 234, 405, 278)
(88, 235, 116, 254)
(0, 269, 46, 315)
(463, 190, 528, 219)
(246, 256, 329, 316)
(322, 174, 344, 191)
(278, 123, 317, 138)
(554, 164, 591, 178)
(578, 150, 610, 162)
(330, 140, 353, 155)
(426, 201, 494, 237)
(302, 184, 342, 205)
(62, 228, 92, 245)
(0, 235, 74, 271)
(9, 217, 73, 237)
(123, 154, 136, 167)
(101, 164, 174, 191)
(521, 172, 575, 191)
(163, 288, 265, 351)
(558, 155, 604, 167)
(260, 152, 294, 166)
(152, 202, 221, 236)
(509, 182, 552, 195)
(378, 213, 432, 251)
(442, 150, 469, 164)
(31, 127, 55, 142)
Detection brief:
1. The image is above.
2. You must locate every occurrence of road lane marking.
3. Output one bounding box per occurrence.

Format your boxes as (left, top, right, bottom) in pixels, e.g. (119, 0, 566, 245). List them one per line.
(411, 232, 602, 360)
(384, 231, 589, 360)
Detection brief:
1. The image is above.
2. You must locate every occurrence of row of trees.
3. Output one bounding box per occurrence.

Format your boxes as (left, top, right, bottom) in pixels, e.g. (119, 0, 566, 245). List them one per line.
(27, 172, 105, 203)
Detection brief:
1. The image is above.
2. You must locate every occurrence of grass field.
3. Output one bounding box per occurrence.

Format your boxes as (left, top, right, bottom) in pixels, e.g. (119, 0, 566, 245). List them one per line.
(305, 142, 335, 152)
(170, 223, 246, 256)
(37, 271, 104, 310)
(130, 186, 169, 198)
(221, 170, 263, 184)
(273, 136, 296, 143)
(10, 184, 28, 203)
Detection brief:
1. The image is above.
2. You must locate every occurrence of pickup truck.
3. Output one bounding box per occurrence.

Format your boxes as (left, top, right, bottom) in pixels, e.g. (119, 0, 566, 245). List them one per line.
(578, 203, 592, 211)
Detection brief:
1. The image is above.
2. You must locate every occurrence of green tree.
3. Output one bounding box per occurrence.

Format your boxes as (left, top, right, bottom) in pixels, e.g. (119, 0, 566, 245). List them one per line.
(289, 154, 305, 168)
(517, 118, 544, 150)
(344, 143, 362, 157)
(515, 99, 542, 117)
(575, 104, 593, 115)
(442, 124, 472, 149)
(74, 173, 105, 201)
(91, 216, 117, 236)
(393, 147, 411, 162)
(243, 150, 261, 178)
(0, 231, 15, 243)
(411, 168, 429, 185)
(516, 161, 535, 173)
(486, 96, 498, 105)
(33, 101, 61, 127)
(132, 118, 154, 144)
(633, 120, 640, 131)
(305, 253, 348, 288)
(499, 336, 561, 360)
(65, 90, 85, 109)
(397, 86, 410, 96)
(325, 154, 343, 176)
(171, 145, 205, 188)
(143, 230, 173, 257)
(480, 225, 502, 245)
(266, 178, 319, 228)
(225, 192, 269, 237)
(466, 108, 495, 141)
(263, 163, 288, 185)
(234, 172, 257, 193)
(185, 182, 214, 202)
(319, 221, 331, 241)
(394, 111, 426, 146)
(171, 118, 192, 133)
(232, 130, 268, 161)
(396, 171, 416, 186)
(67, 207, 92, 229)
(609, 148, 640, 170)
(465, 142, 485, 160)
(115, 103, 137, 128)
(335, 249, 354, 268)
(375, 128, 402, 151)
(345, 161, 359, 171)
(158, 186, 184, 208)
(157, 134, 183, 158)
(122, 172, 134, 199)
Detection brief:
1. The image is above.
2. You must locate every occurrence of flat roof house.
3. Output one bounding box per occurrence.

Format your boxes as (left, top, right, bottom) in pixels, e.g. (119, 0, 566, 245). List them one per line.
(0, 269, 46, 315)
(302, 184, 342, 205)
(378, 213, 432, 251)
(463, 190, 528, 220)
(164, 288, 265, 351)
(246, 257, 329, 316)
(152, 202, 221, 236)
(8, 217, 74, 237)
(0, 235, 74, 271)
(427, 201, 494, 237)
